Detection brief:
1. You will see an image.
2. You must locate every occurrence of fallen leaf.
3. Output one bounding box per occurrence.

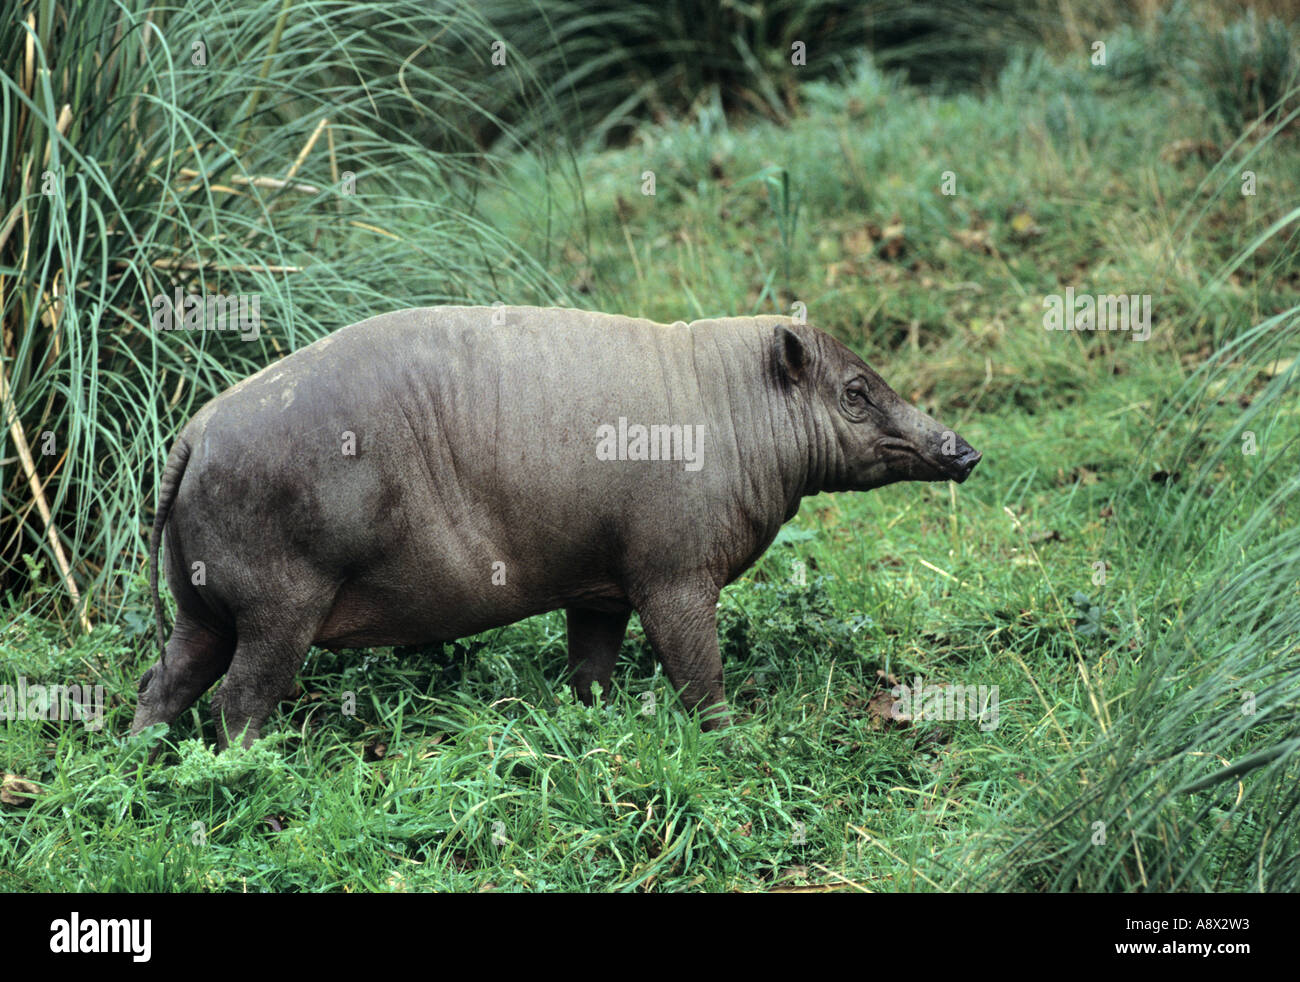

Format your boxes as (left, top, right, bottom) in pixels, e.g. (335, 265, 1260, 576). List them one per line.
(878, 219, 907, 260)
(1159, 139, 1219, 164)
(1, 774, 41, 807)
(953, 228, 995, 254)
(867, 689, 910, 729)
(1009, 211, 1042, 239)
(1056, 466, 1098, 486)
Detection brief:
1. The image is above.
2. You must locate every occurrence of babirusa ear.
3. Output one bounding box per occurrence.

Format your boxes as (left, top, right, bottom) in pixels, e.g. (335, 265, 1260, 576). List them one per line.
(772, 325, 807, 385)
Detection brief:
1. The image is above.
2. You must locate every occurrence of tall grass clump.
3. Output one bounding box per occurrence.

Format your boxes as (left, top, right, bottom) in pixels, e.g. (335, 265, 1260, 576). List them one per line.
(474, 0, 1070, 147)
(1098, 3, 1299, 138)
(0, 0, 576, 627)
(964, 107, 1300, 891)
(1195, 9, 1299, 136)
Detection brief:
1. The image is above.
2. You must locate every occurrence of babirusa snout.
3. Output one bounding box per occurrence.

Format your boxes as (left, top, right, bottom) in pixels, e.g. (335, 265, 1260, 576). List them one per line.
(947, 435, 982, 483)
(904, 403, 981, 483)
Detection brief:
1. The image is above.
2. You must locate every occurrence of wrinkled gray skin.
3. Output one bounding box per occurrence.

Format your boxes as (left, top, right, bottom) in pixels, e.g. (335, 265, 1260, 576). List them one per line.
(132, 306, 980, 749)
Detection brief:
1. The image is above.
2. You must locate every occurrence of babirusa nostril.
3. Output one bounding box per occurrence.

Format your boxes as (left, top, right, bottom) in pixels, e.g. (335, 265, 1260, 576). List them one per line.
(953, 448, 982, 481)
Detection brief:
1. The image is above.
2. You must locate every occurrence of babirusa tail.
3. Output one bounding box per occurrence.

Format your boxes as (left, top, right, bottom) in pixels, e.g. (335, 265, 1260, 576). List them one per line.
(151, 439, 191, 661)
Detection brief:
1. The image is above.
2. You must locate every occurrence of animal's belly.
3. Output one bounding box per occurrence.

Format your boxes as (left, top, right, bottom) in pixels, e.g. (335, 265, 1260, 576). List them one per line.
(312, 574, 628, 649)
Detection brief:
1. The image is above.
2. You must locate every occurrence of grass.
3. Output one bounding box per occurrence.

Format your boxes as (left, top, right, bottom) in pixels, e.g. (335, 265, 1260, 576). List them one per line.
(1, 4, 1298, 891)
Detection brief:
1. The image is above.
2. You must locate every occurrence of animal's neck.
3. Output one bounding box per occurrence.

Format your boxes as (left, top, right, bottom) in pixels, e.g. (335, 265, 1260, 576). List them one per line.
(740, 341, 826, 524)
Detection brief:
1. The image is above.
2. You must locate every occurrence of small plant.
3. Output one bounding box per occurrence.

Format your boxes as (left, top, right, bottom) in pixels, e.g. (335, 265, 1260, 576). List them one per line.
(165, 737, 293, 790)
(734, 165, 803, 302)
